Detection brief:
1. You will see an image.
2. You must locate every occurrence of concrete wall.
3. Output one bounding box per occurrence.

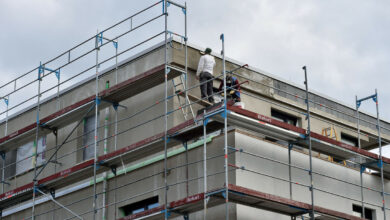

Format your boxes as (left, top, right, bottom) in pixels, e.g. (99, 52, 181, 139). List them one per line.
(235, 130, 388, 219)
(171, 41, 390, 148)
(3, 131, 236, 220)
(0, 44, 176, 194)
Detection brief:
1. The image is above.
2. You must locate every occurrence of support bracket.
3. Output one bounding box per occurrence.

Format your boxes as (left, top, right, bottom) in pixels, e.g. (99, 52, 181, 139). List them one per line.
(53, 128, 58, 137)
(97, 32, 103, 47)
(95, 97, 101, 106)
(49, 160, 62, 166)
(3, 98, 8, 106)
(222, 191, 226, 199)
(360, 165, 366, 174)
(0, 151, 5, 160)
(113, 102, 119, 111)
(111, 165, 117, 176)
(99, 99, 127, 110)
(203, 117, 210, 126)
(50, 188, 56, 199)
(0, 181, 10, 186)
(39, 62, 60, 80)
(377, 160, 383, 168)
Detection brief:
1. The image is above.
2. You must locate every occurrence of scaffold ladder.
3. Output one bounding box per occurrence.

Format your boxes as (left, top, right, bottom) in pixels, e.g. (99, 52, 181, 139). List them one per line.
(321, 126, 346, 165)
(172, 73, 195, 120)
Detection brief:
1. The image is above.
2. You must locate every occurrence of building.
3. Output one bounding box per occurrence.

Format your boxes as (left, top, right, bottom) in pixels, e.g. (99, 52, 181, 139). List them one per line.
(0, 2, 390, 220)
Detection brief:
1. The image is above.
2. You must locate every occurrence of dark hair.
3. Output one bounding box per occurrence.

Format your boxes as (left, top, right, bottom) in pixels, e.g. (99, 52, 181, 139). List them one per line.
(205, 48, 212, 54)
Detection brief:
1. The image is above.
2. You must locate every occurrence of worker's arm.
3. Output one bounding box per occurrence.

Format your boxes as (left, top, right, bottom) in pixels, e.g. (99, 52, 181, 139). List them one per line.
(234, 78, 241, 90)
(196, 56, 204, 77)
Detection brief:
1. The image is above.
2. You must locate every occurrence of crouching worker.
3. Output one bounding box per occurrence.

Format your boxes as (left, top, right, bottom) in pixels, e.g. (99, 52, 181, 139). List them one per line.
(219, 75, 244, 108)
(196, 48, 216, 103)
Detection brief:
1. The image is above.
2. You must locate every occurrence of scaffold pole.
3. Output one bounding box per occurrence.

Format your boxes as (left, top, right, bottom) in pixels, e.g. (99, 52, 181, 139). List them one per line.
(163, 0, 169, 219)
(288, 143, 293, 200)
(375, 89, 386, 220)
(32, 62, 44, 220)
(303, 66, 315, 219)
(203, 109, 208, 219)
(221, 33, 229, 220)
(93, 30, 100, 220)
(355, 95, 365, 218)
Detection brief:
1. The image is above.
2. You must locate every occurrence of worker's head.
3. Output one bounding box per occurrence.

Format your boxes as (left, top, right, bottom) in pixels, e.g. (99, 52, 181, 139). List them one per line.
(226, 75, 232, 81)
(205, 48, 212, 55)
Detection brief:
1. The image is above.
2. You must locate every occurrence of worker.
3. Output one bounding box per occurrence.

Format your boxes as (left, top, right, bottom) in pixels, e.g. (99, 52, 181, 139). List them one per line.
(219, 75, 241, 103)
(196, 48, 216, 103)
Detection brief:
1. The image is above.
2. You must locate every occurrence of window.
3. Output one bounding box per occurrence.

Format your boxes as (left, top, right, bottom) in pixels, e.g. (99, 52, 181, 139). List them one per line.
(0, 150, 16, 179)
(0, 137, 46, 179)
(83, 115, 98, 160)
(119, 196, 159, 217)
(341, 133, 358, 147)
(352, 204, 374, 219)
(271, 109, 298, 126)
(16, 136, 46, 175)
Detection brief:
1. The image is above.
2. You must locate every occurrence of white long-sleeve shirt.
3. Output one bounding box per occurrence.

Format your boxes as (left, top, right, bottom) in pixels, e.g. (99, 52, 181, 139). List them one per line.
(196, 54, 216, 76)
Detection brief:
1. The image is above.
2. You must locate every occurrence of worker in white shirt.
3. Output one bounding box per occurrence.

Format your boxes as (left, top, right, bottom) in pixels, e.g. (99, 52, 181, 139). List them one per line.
(196, 48, 216, 103)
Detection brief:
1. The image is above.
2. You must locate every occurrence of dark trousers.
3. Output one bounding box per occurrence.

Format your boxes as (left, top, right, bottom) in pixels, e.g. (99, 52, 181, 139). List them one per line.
(199, 72, 214, 102)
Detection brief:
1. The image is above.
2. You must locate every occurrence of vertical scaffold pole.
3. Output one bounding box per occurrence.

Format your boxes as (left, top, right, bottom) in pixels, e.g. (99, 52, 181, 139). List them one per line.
(184, 2, 189, 118)
(355, 95, 365, 218)
(1, 152, 4, 194)
(102, 81, 110, 220)
(93, 30, 100, 220)
(4, 97, 9, 136)
(32, 63, 43, 220)
(203, 110, 207, 220)
(184, 2, 190, 201)
(2, 97, 8, 194)
(113, 40, 119, 220)
(288, 143, 293, 200)
(221, 33, 229, 220)
(115, 40, 119, 85)
(56, 70, 60, 110)
(302, 66, 314, 219)
(163, 1, 169, 219)
(375, 89, 386, 220)
(53, 129, 58, 220)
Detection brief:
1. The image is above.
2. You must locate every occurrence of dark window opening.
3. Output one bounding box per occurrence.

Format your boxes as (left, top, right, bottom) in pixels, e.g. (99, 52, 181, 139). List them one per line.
(120, 196, 159, 217)
(0, 150, 16, 179)
(83, 115, 98, 160)
(341, 133, 358, 147)
(352, 204, 374, 219)
(271, 109, 298, 126)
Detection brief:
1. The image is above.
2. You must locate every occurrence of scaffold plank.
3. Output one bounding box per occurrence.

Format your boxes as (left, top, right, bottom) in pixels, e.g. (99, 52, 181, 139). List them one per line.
(226, 106, 390, 166)
(117, 184, 365, 220)
(0, 64, 182, 152)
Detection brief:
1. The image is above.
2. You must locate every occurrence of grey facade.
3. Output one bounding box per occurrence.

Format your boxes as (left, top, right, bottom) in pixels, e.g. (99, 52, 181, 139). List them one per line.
(0, 33, 390, 219)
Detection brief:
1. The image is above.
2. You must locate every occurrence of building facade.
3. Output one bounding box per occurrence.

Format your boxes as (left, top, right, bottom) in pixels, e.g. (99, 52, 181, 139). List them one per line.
(0, 7, 390, 219)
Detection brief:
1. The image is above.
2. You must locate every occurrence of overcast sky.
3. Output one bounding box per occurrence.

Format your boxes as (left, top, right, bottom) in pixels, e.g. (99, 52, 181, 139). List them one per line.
(0, 0, 389, 151)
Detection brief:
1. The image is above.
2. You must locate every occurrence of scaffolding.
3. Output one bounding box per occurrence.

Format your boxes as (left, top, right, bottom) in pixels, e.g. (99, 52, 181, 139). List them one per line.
(0, 1, 389, 220)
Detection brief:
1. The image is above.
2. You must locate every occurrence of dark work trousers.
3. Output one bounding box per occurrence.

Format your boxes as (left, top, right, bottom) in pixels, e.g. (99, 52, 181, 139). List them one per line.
(199, 72, 214, 102)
